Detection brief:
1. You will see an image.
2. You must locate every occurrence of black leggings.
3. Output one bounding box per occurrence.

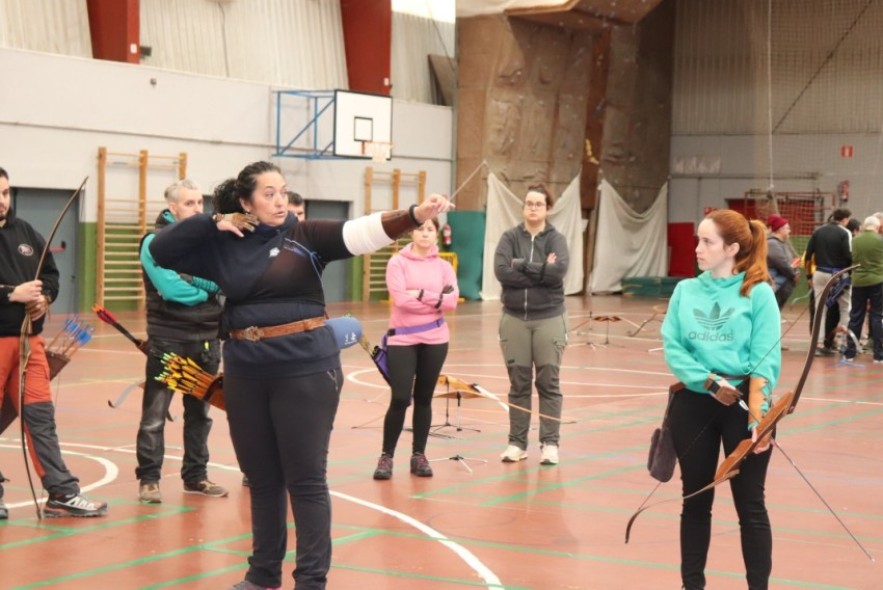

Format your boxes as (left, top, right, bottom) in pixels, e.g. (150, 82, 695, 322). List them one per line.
(668, 390, 773, 590)
(381, 343, 448, 456)
(224, 369, 343, 590)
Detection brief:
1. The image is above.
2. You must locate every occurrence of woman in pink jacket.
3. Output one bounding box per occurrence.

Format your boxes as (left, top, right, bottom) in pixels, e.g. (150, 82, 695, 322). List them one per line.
(373, 218, 459, 479)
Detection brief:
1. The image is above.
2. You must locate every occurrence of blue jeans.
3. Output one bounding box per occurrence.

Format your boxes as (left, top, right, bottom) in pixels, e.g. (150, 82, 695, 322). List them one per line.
(846, 282, 883, 360)
(135, 338, 220, 484)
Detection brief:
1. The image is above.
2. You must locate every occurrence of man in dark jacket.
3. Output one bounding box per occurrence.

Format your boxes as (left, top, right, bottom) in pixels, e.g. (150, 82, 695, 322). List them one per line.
(136, 179, 227, 503)
(0, 166, 107, 518)
(494, 184, 570, 466)
(804, 208, 853, 355)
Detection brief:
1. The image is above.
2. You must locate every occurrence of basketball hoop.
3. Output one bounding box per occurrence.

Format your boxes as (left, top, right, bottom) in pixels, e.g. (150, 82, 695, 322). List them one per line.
(361, 141, 392, 163)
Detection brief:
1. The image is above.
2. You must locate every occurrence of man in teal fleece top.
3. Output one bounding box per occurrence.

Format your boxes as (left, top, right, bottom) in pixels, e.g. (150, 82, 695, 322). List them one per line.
(135, 179, 227, 504)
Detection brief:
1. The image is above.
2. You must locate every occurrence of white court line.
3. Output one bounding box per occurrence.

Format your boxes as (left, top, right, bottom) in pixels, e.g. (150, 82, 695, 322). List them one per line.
(0, 444, 119, 510)
(76, 347, 143, 355)
(347, 364, 671, 401)
(334, 491, 504, 589)
(801, 396, 883, 407)
(0, 441, 505, 589)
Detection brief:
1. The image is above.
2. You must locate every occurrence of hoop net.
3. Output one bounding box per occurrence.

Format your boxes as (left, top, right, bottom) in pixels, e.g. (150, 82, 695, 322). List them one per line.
(361, 141, 392, 163)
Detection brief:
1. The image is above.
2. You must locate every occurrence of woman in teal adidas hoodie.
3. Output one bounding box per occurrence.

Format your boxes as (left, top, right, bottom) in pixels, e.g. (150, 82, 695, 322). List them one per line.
(661, 209, 781, 590)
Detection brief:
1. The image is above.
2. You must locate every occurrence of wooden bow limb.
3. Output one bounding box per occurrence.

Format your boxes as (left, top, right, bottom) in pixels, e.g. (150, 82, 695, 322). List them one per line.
(17, 177, 88, 520)
(437, 375, 577, 424)
(625, 390, 794, 544)
(738, 397, 874, 561)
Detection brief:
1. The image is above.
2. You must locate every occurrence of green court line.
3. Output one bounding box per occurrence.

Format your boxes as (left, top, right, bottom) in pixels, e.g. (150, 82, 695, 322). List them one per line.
(412, 442, 650, 500)
(329, 404, 660, 471)
(332, 524, 856, 590)
(11, 526, 382, 588)
(136, 531, 383, 589)
(479, 462, 644, 506)
(523, 497, 883, 546)
(0, 504, 194, 550)
(531, 494, 883, 524)
(788, 405, 883, 434)
(331, 562, 529, 589)
(12, 535, 252, 589)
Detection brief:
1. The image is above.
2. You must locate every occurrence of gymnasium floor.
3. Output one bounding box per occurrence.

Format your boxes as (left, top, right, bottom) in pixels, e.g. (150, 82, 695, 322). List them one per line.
(1, 295, 881, 589)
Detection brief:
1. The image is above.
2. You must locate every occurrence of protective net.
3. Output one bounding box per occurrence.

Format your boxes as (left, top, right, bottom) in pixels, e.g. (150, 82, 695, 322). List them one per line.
(674, 0, 883, 226)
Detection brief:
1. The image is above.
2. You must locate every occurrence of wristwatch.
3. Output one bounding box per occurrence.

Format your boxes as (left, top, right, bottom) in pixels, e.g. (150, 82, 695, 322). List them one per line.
(212, 213, 226, 223)
(704, 374, 721, 395)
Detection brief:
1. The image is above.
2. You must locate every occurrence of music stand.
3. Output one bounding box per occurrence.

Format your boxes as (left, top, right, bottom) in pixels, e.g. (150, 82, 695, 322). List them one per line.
(430, 392, 479, 438)
(430, 387, 487, 473)
(571, 311, 608, 350)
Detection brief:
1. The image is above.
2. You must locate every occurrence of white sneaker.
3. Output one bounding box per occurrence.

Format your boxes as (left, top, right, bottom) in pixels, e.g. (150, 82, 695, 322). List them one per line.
(500, 445, 527, 462)
(540, 444, 559, 465)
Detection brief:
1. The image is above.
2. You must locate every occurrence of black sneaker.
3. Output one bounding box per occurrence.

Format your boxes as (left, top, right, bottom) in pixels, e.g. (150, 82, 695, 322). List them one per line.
(241, 475, 250, 487)
(410, 453, 433, 477)
(0, 498, 7, 520)
(44, 493, 108, 518)
(815, 347, 836, 357)
(373, 454, 393, 480)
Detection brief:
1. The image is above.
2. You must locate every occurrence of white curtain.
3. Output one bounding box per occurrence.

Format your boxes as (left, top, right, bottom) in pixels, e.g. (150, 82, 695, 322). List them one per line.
(391, 11, 455, 103)
(456, 0, 573, 18)
(141, 0, 348, 89)
(589, 179, 669, 293)
(481, 172, 584, 300)
(0, 0, 92, 56)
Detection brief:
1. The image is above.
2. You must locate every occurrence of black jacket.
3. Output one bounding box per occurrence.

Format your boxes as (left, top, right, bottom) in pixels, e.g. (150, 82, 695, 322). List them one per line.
(149, 213, 353, 378)
(804, 221, 852, 272)
(0, 210, 59, 336)
(494, 222, 569, 320)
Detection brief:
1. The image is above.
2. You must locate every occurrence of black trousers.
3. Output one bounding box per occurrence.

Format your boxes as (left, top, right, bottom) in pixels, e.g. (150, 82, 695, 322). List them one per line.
(669, 390, 773, 590)
(225, 368, 343, 590)
(135, 338, 219, 484)
(382, 342, 448, 456)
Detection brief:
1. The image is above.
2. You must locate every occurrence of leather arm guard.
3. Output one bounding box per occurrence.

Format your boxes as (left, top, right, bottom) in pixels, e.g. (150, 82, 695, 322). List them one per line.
(380, 205, 422, 240)
(747, 376, 770, 431)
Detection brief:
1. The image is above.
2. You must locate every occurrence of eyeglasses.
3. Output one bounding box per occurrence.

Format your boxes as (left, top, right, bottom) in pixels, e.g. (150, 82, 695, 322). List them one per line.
(524, 201, 546, 210)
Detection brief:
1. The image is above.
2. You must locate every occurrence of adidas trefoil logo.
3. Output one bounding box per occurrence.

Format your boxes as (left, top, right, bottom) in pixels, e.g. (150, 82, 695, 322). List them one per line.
(693, 302, 734, 330)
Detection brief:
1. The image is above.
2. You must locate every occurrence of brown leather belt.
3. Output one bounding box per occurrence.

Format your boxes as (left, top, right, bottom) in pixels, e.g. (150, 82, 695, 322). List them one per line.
(229, 317, 325, 342)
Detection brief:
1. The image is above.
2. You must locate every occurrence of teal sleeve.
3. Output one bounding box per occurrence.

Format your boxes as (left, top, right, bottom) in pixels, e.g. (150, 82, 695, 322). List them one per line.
(140, 234, 209, 306)
(749, 282, 782, 398)
(661, 284, 713, 393)
(190, 276, 220, 295)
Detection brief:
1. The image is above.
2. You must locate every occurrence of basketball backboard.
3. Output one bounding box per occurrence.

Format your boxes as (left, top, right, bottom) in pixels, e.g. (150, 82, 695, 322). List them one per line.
(274, 89, 393, 161)
(333, 90, 393, 159)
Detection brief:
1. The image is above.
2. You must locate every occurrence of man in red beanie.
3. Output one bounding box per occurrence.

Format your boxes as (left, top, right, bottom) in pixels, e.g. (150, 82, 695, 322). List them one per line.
(767, 215, 799, 309)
